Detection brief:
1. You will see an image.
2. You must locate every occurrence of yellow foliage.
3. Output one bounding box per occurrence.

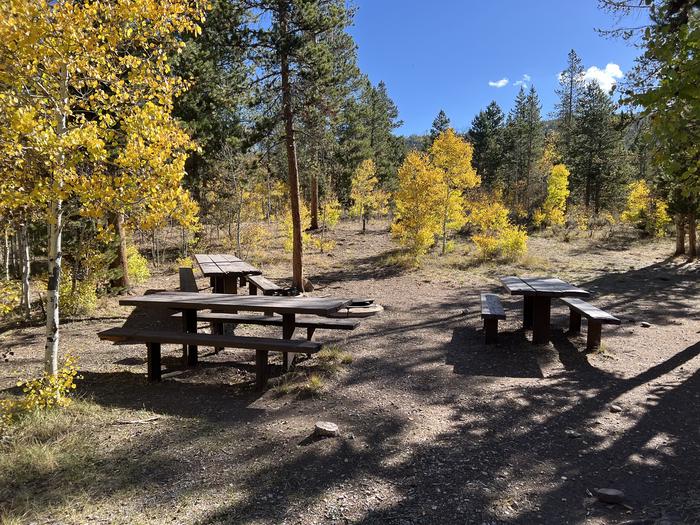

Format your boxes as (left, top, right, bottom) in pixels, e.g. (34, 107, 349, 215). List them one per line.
(429, 129, 480, 252)
(1, 355, 82, 429)
(126, 246, 150, 285)
(283, 202, 311, 253)
(540, 164, 570, 227)
(350, 159, 389, 229)
(621, 180, 671, 237)
(238, 223, 272, 263)
(467, 194, 528, 261)
(313, 198, 342, 253)
(391, 152, 444, 256)
(0, 0, 206, 226)
(59, 268, 98, 317)
(0, 280, 21, 317)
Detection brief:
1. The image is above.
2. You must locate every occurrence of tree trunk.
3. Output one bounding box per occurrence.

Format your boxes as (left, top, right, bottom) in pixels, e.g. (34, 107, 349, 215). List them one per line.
(45, 66, 68, 376)
(688, 210, 697, 260)
(109, 212, 130, 293)
(310, 173, 319, 230)
(45, 198, 63, 375)
(279, 2, 304, 291)
(3, 226, 9, 281)
(674, 213, 686, 255)
(19, 220, 31, 317)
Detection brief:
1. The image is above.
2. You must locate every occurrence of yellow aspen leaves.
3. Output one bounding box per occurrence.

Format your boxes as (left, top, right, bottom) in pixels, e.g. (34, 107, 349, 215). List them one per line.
(350, 159, 389, 232)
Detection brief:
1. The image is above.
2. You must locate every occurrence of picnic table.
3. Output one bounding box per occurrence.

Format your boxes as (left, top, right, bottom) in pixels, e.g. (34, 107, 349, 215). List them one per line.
(193, 253, 262, 294)
(500, 276, 589, 344)
(119, 291, 352, 369)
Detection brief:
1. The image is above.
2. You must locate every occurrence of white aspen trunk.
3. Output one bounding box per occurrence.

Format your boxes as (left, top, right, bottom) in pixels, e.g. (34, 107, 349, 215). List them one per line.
(20, 221, 31, 317)
(45, 66, 67, 376)
(45, 199, 63, 375)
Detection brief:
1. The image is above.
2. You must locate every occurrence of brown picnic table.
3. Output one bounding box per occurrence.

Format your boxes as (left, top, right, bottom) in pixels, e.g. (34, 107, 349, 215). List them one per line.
(500, 276, 590, 344)
(119, 291, 352, 370)
(193, 253, 262, 294)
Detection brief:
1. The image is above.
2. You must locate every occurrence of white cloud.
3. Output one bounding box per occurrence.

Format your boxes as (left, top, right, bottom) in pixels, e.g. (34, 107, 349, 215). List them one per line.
(583, 63, 624, 93)
(488, 78, 509, 88)
(514, 74, 531, 89)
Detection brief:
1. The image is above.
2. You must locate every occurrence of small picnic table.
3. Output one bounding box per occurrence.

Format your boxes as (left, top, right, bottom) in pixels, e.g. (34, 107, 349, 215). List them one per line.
(194, 253, 262, 294)
(500, 276, 590, 344)
(119, 291, 352, 368)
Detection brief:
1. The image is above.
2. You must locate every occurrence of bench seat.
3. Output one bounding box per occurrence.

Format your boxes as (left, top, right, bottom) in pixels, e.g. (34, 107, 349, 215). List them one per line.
(171, 312, 359, 340)
(245, 274, 283, 296)
(98, 327, 321, 389)
(480, 293, 505, 344)
(560, 297, 620, 350)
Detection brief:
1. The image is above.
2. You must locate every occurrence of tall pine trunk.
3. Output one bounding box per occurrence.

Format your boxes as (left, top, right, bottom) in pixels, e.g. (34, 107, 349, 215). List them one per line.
(674, 213, 686, 255)
(19, 220, 31, 317)
(45, 66, 68, 376)
(279, 2, 304, 291)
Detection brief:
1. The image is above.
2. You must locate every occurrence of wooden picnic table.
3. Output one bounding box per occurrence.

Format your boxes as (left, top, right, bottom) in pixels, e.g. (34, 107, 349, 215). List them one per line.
(500, 276, 589, 344)
(119, 292, 352, 369)
(193, 253, 262, 294)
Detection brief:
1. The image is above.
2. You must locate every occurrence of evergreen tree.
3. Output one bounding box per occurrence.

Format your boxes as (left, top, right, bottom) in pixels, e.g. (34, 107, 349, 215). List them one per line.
(429, 110, 451, 143)
(468, 101, 504, 189)
(554, 49, 585, 164)
(502, 86, 544, 210)
(570, 82, 627, 213)
(172, 0, 249, 197)
(245, 0, 354, 290)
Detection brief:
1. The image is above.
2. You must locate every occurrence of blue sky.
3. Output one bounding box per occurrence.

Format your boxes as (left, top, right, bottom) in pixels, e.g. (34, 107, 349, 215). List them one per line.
(348, 0, 644, 136)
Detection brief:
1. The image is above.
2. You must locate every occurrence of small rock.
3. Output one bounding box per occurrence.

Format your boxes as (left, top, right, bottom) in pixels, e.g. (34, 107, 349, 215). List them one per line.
(609, 404, 623, 413)
(564, 429, 582, 439)
(640, 322, 651, 328)
(595, 488, 624, 504)
(314, 421, 339, 438)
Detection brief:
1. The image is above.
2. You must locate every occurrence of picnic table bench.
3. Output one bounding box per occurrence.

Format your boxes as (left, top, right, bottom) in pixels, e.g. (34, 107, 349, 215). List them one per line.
(117, 292, 353, 381)
(480, 293, 506, 344)
(245, 274, 283, 296)
(501, 276, 589, 344)
(194, 254, 261, 294)
(173, 311, 359, 340)
(98, 327, 321, 389)
(560, 297, 621, 350)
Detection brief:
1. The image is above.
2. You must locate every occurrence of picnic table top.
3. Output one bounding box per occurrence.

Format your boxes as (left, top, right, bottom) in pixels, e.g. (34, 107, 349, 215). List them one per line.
(119, 291, 352, 316)
(500, 276, 590, 298)
(194, 253, 262, 277)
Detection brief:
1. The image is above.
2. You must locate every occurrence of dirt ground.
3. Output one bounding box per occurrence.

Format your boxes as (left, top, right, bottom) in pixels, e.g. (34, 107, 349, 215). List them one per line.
(1, 220, 699, 525)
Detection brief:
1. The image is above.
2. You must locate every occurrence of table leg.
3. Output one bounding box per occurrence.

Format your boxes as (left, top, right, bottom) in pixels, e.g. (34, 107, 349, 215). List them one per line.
(255, 349, 269, 391)
(183, 309, 198, 367)
(223, 276, 237, 295)
(210, 276, 219, 293)
(147, 342, 161, 382)
(568, 308, 582, 334)
(523, 295, 534, 329)
(282, 313, 296, 372)
(531, 296, 551, 345)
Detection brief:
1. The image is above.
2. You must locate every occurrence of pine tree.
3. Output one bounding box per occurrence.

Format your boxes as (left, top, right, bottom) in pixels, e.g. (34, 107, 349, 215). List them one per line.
(468, 101, 504, 189)
(502, 86, 544, 211)
(246, 0, 354, 290)
(555, 49, 585, 164)
(429, 110, 451, 144)
(570, 82, 626, 213)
